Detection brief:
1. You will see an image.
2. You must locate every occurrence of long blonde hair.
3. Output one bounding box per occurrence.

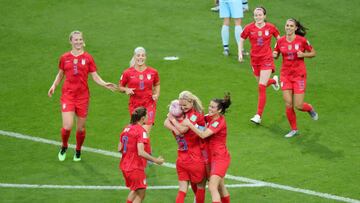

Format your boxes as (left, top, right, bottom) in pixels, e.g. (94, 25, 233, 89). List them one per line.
(179, 91, 204, 113)
(129, 46, 146, 67)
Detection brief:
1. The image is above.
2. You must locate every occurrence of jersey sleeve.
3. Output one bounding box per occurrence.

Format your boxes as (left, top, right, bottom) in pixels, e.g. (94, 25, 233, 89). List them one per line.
(240, 25, 250, 39)
(207, 118, 225, 135)
(119, 69, 129, 86)
(88, 55, 97, 72)
(153, 69, 160, 85)
(272, 25, 280, 38)
(137, 129, 149, 144)
(58, 55, 65, 70)
(303, 38, 313, 52)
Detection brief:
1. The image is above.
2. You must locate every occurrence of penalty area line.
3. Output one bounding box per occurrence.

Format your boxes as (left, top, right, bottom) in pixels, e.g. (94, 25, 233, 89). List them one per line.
(1, 130, 360, 203)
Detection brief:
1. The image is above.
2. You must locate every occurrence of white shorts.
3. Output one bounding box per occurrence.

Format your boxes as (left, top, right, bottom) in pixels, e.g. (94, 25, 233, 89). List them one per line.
(219, 0, 244, 18)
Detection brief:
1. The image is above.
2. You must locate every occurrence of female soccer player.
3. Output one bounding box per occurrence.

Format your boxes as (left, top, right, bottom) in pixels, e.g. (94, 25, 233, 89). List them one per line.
(119, 47, 160, 135)
(118, 107, 164, 203)
(48, 31, 117, 162)
(238, 6, 281, 124)
(180, 93, 232, 203)
(273, 18, 318, 138)
(164, 96, 207, 203)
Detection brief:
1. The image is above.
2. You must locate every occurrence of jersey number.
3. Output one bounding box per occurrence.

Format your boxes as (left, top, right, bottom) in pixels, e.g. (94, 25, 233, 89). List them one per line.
(122, 135, 129, 153)
(139, 81, 144, 90)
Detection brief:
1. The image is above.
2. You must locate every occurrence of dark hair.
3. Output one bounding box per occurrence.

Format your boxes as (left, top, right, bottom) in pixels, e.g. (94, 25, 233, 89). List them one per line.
(288, 18, 307, 36)
(130, 107, 147, 124)
(254, 6, 266, 15)
(212, 92, 231, 115)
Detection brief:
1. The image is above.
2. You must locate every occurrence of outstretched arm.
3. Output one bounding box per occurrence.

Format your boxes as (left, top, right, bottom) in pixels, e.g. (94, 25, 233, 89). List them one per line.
(182, 119, 214, 139)
(90, 72, 117, 91)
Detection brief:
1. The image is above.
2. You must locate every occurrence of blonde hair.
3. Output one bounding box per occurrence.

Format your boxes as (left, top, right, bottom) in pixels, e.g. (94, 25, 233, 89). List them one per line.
(179, 91, 204, 113)
(69, 30, 85, 47)
(129, 46, 146, 67)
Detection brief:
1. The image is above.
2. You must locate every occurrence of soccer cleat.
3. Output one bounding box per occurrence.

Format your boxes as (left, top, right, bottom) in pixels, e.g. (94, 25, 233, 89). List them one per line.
(272, 75, 280, 91)
(58, 147, 67, 161)
(308, 108, 319, 121)
(250, 114, 261, 124)
(210, 5, 219, 12)
(284, 130, 298, 138)
(223, 49, 230, 56)
(73, 150, 81, 162)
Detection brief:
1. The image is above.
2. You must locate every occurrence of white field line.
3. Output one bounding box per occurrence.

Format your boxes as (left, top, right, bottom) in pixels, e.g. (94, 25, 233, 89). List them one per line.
(0, 183, 263, 190)
(0, 130, 359, 203)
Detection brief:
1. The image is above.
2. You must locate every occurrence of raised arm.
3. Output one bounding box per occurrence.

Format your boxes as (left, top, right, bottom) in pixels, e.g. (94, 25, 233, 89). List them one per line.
(164, 118, 181, 135)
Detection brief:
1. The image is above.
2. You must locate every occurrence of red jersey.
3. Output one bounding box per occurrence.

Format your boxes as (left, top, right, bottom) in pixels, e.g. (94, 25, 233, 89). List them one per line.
(205, 115, 229, 160)
(174, 109, 205, 163)
(119, 67, 160, 106)
(274, 35, 313, 76)
(119, 124, 149, 172)
(241, 22, 280, 59)
(59, 52, 97, 100)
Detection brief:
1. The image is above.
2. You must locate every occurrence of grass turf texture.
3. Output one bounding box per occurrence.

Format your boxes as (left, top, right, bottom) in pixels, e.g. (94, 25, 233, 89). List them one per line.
(0, 0, 359, 202)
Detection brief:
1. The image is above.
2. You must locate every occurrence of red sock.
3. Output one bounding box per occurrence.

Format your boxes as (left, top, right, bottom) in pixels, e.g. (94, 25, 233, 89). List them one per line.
(195, 188, 206, 203)
(286, 107, 297, 130)
(221, 195, 230, 203)
(190, 182, 197, 194)
(300, 103, 312, 112)
(257, 84, 267, 116)
(76, 130, 86, 151)
(61, 128, 71, 148)
(266, 78, 276, 87)
(126, 200, 132, 203)
(176, 191, 186, 203)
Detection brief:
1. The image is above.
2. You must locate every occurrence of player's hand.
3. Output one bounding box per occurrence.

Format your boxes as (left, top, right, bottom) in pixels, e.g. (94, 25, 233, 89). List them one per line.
(155, 156, 164, 165)
(181, 118, 190, 126)
(238, 53, 244, 63)
(125, 87, 135, 95)
(297, 51, 305, 58)
(48, 85, 56, 97)
(104, 82, 118, 92)
(152, 94, 159, 101)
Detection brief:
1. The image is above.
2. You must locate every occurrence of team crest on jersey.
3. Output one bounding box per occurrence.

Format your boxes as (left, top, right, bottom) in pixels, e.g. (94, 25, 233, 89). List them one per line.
(265, 30, 269, 36)
(139, 74, 144, 80)
(288, 45, 292, 50)
(294, 44, 299, 50)
(211, 121, 219, 128)
(190, 114, 197, 122)
(258, 31, 262, 36)
(143, 132, 148, 138)
(147, 74, 151, 80)
(73, 59, 78, 64)
(81, 59, 86, 65)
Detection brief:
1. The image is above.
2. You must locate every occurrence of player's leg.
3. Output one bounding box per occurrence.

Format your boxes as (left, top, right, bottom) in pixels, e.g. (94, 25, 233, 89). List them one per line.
(251, 69, 272, 124)
(219, 1, 231, 56)
(208, 175, 222, 202)
(58, 111, 75, 161)
(176, 181, 189, 203)
(219, 178, 230, 203)
(283, 90, 298, 137)
(73, 116, 87, 161)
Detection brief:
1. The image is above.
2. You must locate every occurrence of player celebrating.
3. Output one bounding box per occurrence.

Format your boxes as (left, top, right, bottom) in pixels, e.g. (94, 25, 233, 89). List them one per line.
(118, 107, 164, 203)
(180, 93, 232, 203)
(273, 18, 318, 138)
(119, 47, 160, 135)
(238, 6, 280, 124)
(164, 97, 207, 203)
(48, 30, 117, 162)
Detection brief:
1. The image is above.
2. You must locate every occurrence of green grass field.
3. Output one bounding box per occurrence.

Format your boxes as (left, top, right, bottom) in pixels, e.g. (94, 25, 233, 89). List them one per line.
(1, 0, 359, 202)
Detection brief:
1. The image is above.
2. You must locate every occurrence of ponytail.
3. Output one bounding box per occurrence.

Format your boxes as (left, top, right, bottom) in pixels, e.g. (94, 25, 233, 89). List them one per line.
(130, 107, 147, 124)
(212, 92, 231, 115)
(288, 18, 308, 37)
